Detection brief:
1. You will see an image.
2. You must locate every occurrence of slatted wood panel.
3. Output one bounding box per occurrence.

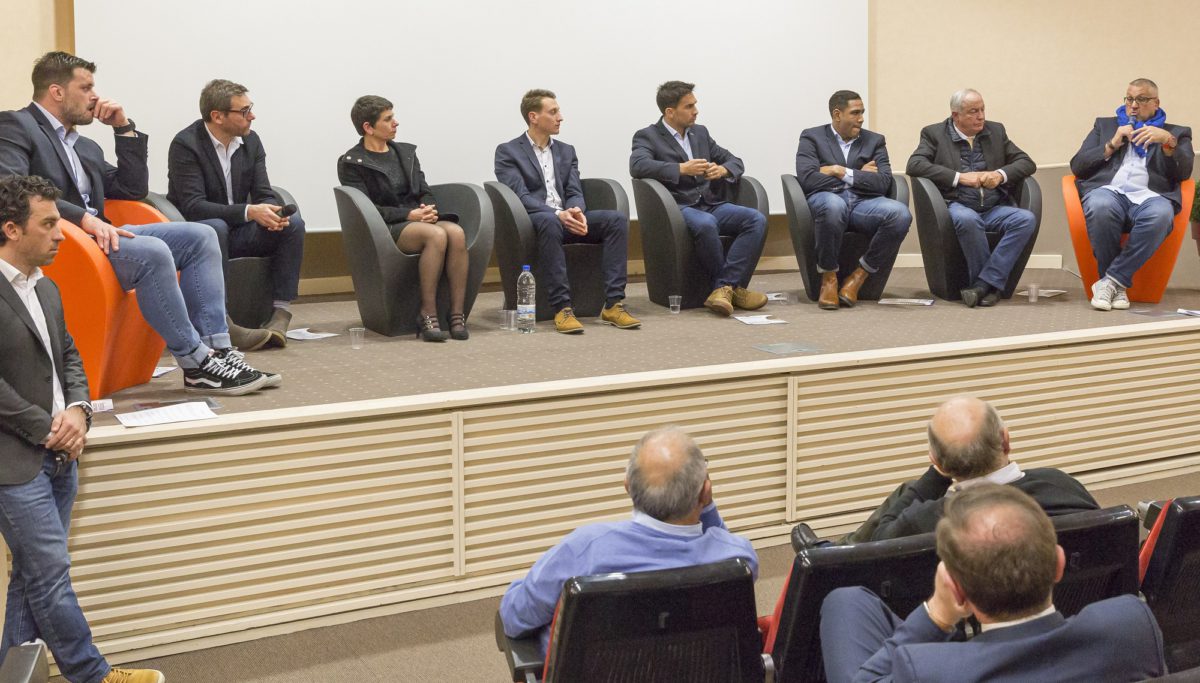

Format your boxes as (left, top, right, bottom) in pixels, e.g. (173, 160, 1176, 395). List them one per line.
(793, 330, 1200, 532)
(460, 377, 790, 576)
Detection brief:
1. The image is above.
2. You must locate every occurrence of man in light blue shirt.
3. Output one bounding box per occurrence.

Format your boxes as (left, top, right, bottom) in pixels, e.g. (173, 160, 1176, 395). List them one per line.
(500, 427, 758, 656)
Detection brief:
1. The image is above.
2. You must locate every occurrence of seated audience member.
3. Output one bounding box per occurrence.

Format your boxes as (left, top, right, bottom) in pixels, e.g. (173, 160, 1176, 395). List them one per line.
(0, 51, 273, 394)
(1069, 78, 1194, 311)
(796, 90, 911, 309)
(167, 79, 306, 348)
(338, 96, 469, 341)
(494, 89, 639, 334)
(906, 89, 1037, 308)
(819, 484, 1165, 683)
(499, 426, 758, 657)
(629, 81, 767, 317)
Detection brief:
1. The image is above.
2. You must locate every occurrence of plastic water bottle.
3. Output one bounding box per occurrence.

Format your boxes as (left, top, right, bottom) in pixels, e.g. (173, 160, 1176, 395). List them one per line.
(516, 265, 536, 334)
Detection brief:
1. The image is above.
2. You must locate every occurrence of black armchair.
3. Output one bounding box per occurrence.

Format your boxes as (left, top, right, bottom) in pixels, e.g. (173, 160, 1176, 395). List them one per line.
(1141, 496, 1200, 672)
(333, 183, 494, 337)
(496, 558, 768, 683)
(1050, 504, 1140, 618)
(911, 176, 1042, 300)
(781, 174, 910, 302)
(0, 642, 47, 683)
(631, 176, 768, 309)
(485, 178, 628, 321)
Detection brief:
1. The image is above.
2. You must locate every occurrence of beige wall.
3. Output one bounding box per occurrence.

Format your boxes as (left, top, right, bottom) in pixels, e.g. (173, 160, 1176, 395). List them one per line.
(0, 0, 71, 109)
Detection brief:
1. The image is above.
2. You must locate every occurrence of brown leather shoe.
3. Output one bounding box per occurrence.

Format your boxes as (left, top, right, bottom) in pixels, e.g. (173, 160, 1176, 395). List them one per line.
(818, 272, 839, 310)
(731, 287, 767, 310)
(838, 267, 870, 308)
(703, 286, 734, 316)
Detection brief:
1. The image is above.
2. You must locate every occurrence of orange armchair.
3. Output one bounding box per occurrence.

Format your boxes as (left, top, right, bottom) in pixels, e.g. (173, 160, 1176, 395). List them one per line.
(42, 200, 169, 399)
(1064, 176, 1195, 303)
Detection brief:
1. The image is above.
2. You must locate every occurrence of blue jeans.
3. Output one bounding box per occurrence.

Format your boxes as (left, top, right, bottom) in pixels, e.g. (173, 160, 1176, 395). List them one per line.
(529, 209, 628, 310)
(0, 452, 109, 683)
(807, 191, 911, 273)
(680, 202, 767, 289)
(108, 222, 230, 368)
(947, 202, 1036, 291)
(198, 214, 307, 303)
(1082, 189, 1175, 288)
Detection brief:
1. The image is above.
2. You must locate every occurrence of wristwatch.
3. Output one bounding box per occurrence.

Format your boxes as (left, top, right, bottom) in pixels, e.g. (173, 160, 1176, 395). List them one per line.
(112, 119, 136, 135)
(76, 402, 93, 428)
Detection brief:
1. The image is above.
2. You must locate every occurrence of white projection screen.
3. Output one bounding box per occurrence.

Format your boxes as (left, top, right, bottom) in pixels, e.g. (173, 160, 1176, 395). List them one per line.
(75, 1, 867, 229)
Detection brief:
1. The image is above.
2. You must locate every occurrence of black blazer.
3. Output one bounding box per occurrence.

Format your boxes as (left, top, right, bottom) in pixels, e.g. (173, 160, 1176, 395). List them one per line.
(629, 119, 744, 207)
(166, 119, 279, 224)
(0, 103, 148, 226)
(0, 275, 89, 485)
(905, 118, 1035, 205)
(1069, 117, 1194, 212)
(796, 124, 894, 198)
(494, 134, 586, 216)
(337, 140, 443, 226)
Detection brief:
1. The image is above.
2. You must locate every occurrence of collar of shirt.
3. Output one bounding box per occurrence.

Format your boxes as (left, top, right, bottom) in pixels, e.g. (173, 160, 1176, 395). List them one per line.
(205, 125, 244, 157)
(0, 256, 42, 290)
(631, 510, 703, 537)
(33, 102, 78, 148)
(951, 461, 1025, 493)
(525, 132, 553, 153)
(979, 604, 1056, 632)
(830, 124, 857, 150)
(661, 119, 692, 153)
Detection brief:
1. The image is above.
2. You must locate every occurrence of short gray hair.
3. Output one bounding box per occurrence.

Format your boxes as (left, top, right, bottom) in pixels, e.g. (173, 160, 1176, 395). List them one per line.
(200, 79, 248, 122)
(928, 400, 1006, 479)
(950, 88, 982, 113)
(626, 427, 707, 521)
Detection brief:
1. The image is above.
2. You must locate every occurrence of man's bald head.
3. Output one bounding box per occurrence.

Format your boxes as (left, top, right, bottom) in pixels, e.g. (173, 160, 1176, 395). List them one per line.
(927, 396, 1008, 480)
(626, 427, 707, 523)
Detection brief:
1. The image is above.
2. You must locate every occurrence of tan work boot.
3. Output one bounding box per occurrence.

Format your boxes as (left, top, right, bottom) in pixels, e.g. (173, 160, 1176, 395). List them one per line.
(818, 272, 839, 310)
(731, 287, 767, 310)
(600, 301, 641, 329)
(837, 267, 870, 308)
(227, 315, 271, 351)
(554, 307, 584, 334)
(703, 286, 734, 316)
(102, 667, 165, 683)
(264, 307, 293, 348)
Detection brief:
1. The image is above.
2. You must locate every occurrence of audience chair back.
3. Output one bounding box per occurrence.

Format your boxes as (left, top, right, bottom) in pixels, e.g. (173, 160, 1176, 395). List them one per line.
(0, 642, 48, 683)
(1050, 504, 1140, 618)
(334, 183, 494, 336)
(768, 532, 939, 683)
(42, 201, 168, 399)
(1141, 496, 1200, 671)
(781, 174, 909, 302)
(912, 176, 1042, 300)
(486, 178, 627, 320)
(632, 176, 768, 309)
(1063, 176, 1194, 304)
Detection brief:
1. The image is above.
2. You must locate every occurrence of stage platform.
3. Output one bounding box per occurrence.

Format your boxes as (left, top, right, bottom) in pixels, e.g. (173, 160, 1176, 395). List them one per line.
(56, 267, 1200, 667)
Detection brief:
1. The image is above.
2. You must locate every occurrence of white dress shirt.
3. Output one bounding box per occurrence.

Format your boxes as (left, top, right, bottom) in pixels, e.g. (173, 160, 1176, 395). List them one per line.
(662, 120, 695, 159)
(0, 257, 67, 417)
(205, 125, 250, 220)
(526, 133, 563, 211)
(32, 102, 96, 216)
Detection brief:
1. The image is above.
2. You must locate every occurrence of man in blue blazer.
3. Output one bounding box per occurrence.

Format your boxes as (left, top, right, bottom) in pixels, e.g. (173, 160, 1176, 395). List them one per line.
(495, 89, 638, 334)
(630, 81, 767, 316)
(820, 484, 1165, 683)
(796, 91, 910, 309)
(1070, 78, 1193, 311)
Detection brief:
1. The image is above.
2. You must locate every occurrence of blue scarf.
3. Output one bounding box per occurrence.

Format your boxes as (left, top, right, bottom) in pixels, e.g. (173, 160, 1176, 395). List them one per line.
(1115, 105, 1167, 158)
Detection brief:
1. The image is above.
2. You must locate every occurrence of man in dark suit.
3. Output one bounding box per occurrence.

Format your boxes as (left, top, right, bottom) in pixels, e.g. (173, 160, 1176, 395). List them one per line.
(0, 51, 271, 395)
(0, 175, 163, 683)
(796, 90, 911, 309)
(168, 79, 306, 347)
(820, 484, 1165, 683)
(630, 81, 767, 316)
(495, 89, 638, 334)
(906, 89, 1037, 308)
(1070, 78, 1194, 311)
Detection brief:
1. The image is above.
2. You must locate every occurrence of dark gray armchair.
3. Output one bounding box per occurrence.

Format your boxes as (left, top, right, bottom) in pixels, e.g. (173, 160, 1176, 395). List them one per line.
(485, 178, 628, 321)
(0, 642, 48, 683)
(631, 176, 768, 309)
(781, 174, 910, 302)
(911, 176, 1042, 300)
(334, 183, 494, 336)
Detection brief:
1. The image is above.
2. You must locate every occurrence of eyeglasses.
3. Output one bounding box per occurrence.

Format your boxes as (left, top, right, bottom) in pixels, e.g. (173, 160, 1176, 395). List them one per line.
(1123, 96, 1157, 105)
(224, 104, 254, 117)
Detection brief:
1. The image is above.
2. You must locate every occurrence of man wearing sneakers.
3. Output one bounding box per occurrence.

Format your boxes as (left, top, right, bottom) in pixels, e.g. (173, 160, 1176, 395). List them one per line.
(495, 89, 640, 334)
(1070, 78, 1193, 311)
(0, 52, 275, 395)
(630, 81, 768, 316)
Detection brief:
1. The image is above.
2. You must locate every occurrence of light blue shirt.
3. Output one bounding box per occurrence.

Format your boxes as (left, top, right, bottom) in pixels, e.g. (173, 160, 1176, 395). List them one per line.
(1102, 143, 1158, 205)
(831, 125, 856, 187)
(32, 102, 96, 216)
(662, 119, 694, 159)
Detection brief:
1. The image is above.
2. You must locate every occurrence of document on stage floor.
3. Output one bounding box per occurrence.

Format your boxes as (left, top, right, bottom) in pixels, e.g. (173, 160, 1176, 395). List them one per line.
(733, 314, 787, 325)
(116, 402, 218, 428)
(1177, 309, 1200, 318)
(877, 298, 934, 306)
(153, 366, 178, 377)
(286, 327, 340, 340)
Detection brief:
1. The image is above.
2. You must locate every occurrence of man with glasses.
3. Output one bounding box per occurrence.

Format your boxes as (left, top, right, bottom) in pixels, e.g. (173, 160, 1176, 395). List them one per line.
(1070, 78, 1193, 311)
(168, 79, 306, 347)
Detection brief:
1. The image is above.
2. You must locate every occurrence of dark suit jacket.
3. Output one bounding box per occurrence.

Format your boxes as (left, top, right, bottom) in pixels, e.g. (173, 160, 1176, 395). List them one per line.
(905, 118, 1035, 206)
(494, 134, 586, 216)
(796, 125, 894, 198)
(853, 594, 1164, 682)
(166, 119, 279, 224)
(0, 103, 148, 226)
(0, 274, 89, 485)
(629, 119, 743, 207)
(1069, 117, 1194, 213)
(869, 465, 1099, 541)
(337, 139, 442, 226)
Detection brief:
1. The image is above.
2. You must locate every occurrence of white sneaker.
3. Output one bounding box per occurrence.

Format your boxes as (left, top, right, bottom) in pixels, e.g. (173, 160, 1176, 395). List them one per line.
(1111, 286, 1130, 310)
(1090, 278, 1117, 311)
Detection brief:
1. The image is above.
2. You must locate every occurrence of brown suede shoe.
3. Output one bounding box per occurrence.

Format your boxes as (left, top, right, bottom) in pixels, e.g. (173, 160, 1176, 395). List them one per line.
(600, 301, 641, 329)
(703, 286, 734, 316)
(227, 315, 271, 351)
(264, 307, 293, 348)
(818, 272, 839, 310)
(838, 267, 870, 308)
(554, 307, 584, 334)
(731, 287, 767, 310)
